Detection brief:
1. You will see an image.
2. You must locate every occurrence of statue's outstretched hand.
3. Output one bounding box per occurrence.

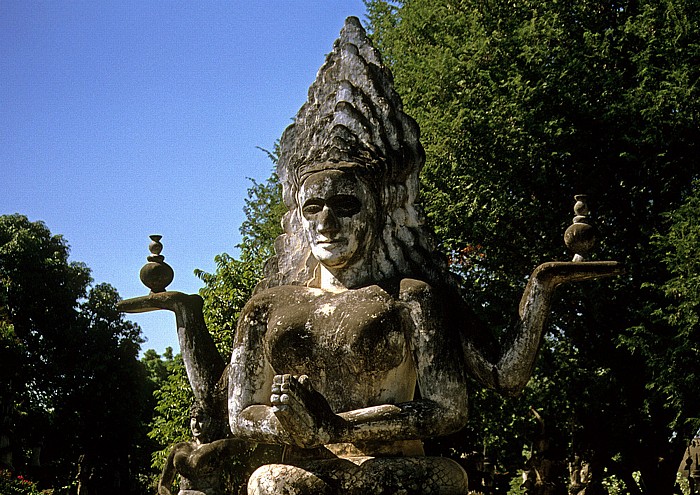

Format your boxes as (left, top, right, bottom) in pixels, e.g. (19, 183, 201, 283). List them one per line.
(520, 261, 623, 318)
(117, 291, 224, 407)
(117, 291, 202, 314)
(530, 261, 623, 286)
(271, 374, 343, 449)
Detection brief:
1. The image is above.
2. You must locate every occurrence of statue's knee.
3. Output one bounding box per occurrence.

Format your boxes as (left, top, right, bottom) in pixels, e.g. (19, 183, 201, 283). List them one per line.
(359, 457, 468, 494)
(247, 465, 276, 495)
(247, 464, 331, 495)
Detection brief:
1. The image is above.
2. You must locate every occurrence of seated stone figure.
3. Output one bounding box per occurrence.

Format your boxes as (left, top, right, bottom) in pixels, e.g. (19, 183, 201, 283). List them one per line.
(120, 16, 620, 495)
(158, 402, 243, 495)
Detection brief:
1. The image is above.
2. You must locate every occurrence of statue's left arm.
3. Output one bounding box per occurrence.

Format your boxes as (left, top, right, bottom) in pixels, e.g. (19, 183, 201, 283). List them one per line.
(462, 261, 623, 395)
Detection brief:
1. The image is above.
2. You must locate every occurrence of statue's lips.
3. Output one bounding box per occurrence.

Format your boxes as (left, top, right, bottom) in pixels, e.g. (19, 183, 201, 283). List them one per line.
(315, 238, 347, 246)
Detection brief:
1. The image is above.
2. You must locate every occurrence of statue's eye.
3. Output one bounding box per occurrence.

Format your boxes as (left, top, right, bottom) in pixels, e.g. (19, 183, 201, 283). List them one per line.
(329, 195, 361, 217)
(302, 200, 324, 217)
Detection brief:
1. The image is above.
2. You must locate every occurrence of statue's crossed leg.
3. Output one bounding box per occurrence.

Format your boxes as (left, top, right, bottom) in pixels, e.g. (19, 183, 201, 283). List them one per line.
(248, 456, 468, 495)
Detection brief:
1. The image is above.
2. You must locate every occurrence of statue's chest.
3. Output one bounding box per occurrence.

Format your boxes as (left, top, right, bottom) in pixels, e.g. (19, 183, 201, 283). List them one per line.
(264, 286, 409, 377)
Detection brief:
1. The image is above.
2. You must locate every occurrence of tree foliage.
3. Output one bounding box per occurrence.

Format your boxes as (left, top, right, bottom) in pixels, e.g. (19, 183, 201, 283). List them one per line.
(146, 352, 194, 472)
(626, 181, 700, 436)
(0, 214, 155, 493)
(366, 1, 700, 493)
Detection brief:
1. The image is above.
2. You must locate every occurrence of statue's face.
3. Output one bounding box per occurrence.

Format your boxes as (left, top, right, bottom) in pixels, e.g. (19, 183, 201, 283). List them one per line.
(299, 169, 376, 270)
(190, 411, 212, 442)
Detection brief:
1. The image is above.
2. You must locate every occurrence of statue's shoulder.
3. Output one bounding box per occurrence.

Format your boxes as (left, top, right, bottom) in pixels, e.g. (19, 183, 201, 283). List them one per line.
(244, 284, 325, 311)
(398, 277, 437, 301)
(397, 278, 477, 325)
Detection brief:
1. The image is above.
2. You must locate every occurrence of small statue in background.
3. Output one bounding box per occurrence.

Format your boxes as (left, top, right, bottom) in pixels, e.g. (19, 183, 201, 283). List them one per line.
(568, 457, 608, 495)
(158, 402, 242, 495)
(521, 408, 564, 495)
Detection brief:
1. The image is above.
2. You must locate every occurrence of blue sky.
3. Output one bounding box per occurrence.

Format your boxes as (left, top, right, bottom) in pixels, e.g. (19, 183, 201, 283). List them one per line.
(1, 1, 369, 355)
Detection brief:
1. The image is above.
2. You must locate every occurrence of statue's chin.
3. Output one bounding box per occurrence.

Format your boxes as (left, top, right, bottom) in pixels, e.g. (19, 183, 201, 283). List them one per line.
(312, 252, 354, 270)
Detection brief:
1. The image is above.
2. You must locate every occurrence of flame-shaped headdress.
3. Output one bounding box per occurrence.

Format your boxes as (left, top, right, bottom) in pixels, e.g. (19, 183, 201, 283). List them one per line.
(278, 16, 425, 210)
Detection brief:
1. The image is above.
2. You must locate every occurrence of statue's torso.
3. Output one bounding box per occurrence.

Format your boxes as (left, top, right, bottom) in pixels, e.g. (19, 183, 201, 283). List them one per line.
(258, 284, 417, 413)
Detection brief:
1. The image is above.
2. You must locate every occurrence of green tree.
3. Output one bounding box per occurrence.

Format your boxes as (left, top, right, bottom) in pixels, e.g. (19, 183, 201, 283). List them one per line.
(55, 283, 153, 494)
(366, 1, 700, 493)
(142, 346, 174, 388)
(1, 213, 91, 482)
(0, 214, 154, 493)
(147, 353, 194, 472)
(626, 180, 700, 441)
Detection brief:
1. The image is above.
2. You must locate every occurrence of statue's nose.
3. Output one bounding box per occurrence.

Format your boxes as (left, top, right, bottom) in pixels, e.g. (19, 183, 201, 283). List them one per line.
(317, 206, 340, 234)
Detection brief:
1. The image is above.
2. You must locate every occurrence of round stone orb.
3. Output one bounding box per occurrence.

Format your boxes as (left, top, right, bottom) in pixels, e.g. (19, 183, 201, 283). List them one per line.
(564, 222, 596, 258)
(140, 261, 174, 293)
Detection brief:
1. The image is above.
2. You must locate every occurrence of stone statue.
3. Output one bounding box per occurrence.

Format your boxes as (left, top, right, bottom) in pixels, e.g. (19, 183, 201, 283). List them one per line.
(568, 457, 608, 495)
(521, 408, 563, 495)
(119, 16, 621, 494)
(158, 401, 243, 495)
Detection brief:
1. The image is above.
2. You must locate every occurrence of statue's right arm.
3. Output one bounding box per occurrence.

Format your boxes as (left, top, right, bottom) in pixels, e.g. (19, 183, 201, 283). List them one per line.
(118, 292, 226, 409)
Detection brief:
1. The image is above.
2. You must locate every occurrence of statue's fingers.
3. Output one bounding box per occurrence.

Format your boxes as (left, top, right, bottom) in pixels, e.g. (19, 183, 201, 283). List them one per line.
(288, 375, 315, 404)
(271, 404, 288, 416)
(280, 390, 303, 411)
(286, 381, 315, 410)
